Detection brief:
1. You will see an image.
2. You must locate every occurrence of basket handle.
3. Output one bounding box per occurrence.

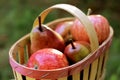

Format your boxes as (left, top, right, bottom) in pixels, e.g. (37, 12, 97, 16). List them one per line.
(33, 4, 99, 52)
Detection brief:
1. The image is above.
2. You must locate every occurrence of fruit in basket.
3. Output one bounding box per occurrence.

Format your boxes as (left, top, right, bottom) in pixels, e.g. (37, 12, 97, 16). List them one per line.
(77, 41, 91, 51)
(27, 48, 69, 70)
(30, 16, 65, 53)
(54, 21, 73, 45)
(64, 39, 90, 63)
(70, 15, 110, 44)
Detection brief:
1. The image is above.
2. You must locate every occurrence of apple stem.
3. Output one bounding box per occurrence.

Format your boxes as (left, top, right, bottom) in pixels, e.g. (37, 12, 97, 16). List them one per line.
(69, 39, 76, 49)
(38, 16, 43, 32)
(34, 65, 38, 69)
(87, 8, 92, 16)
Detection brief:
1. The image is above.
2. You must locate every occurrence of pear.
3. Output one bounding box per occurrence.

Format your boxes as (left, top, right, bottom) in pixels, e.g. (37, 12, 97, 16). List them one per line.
(30, 16, 65, 53)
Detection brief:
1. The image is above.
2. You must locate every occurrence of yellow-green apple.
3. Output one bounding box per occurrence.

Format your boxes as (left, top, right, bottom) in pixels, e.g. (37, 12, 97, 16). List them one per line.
(70, 15, 110, 44)
(27, 48, 69, 70)
(64, 39, 90, 63)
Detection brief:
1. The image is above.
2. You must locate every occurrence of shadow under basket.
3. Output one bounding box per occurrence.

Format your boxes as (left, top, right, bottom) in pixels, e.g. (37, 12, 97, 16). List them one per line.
(9, 4, 114, 80)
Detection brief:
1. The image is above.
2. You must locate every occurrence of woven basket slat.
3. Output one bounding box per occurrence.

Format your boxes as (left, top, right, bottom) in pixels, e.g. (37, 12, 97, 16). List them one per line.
(58, 77, 67, 80)
(72, 72, 80, 80)
(16, 72, 22, 80)
(89, 59, 99, 80)
(101, 51, 109, 74)
(99, 69, 105, 80)
(18, 46, 25, 64)
(12, 69, 17, 80)
(96, 53, 104, 80)
(83, 66, 89, 80)
(26, 43, 31, 58)
(26, 76, 35, 80)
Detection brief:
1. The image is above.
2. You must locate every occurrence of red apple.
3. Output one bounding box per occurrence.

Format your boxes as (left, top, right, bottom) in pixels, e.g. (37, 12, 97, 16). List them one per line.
(70, 15, 110, 44)
(54, 21, 73, 45)
(55, 21, 73, 37)
(27, 48, 69, 70)
(64, 39, 90, 63)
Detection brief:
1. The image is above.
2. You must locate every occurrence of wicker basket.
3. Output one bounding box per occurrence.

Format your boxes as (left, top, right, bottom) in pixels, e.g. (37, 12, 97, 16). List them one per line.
(9, 4, 113, 80)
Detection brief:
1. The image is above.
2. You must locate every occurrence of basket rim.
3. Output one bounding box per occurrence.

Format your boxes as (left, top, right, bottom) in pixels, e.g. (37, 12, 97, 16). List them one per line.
(9, 17, 114, 79)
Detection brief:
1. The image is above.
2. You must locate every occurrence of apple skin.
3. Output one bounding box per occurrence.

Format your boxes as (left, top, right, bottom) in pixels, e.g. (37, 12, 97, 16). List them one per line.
(78, 41, 91, 52)
(64, 41, 90, 63)
(27, 48, 69, 70)
(54, 21, 73, 45)
(70, 15, 110, 44)
(54, 21, 73, 38)
(30, 25, 65, 53)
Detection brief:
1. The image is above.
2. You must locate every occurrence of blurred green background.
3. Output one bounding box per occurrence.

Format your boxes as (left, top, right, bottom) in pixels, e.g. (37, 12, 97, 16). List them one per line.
(0, 0, 120, 80)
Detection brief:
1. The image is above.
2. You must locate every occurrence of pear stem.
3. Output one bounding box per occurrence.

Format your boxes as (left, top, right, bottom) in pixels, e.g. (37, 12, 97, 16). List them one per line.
(87, 8, 92, 16)
(38, 16, 43, 32)
(69, 39, 76, 49)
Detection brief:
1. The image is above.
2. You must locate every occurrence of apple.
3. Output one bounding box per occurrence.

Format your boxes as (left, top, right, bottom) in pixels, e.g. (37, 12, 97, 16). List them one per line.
(78, 41, 91, 51)
(54, 21, 73, 45)
(54, 21, 73, 38)
(27, 48, 69, 70)
(64, 39, 90, 63)
(70, 15, 110, 44)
